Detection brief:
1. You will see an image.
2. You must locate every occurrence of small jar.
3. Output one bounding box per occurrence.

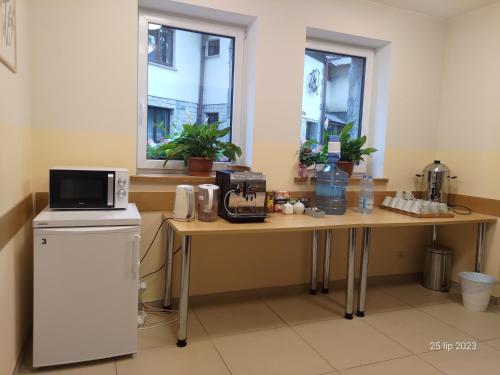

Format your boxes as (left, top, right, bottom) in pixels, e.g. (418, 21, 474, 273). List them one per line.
(282, 202, 294, 215)
(293, 201, 305, 214)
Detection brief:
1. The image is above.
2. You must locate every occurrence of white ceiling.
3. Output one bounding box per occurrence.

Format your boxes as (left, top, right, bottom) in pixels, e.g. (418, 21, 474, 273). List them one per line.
(369, 0, 500, 18)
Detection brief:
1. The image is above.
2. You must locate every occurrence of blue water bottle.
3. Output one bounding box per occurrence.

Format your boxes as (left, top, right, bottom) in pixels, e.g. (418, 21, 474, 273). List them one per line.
(315, 137, 348, 215)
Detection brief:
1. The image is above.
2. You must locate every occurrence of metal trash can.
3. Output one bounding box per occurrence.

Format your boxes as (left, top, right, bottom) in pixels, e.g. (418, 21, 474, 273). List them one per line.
(423, 246, 452, 292)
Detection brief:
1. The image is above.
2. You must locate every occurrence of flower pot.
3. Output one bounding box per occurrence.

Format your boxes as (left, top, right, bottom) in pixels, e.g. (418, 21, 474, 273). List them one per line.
(298, 164, 307, 177)
(337, 161, 354, 177)
(188, 157, 213, 176)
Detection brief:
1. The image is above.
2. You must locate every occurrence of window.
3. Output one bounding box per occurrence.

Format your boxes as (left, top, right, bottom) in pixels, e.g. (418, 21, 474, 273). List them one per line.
(147, 106, 170, 143)
(138, 12, 245, 170)
(148, 25, 174, 67)
(305, 121, 319, 141)
(205, 112, 219, 124)
(301, 40, 373, 173)
(207, 38, 220, 56)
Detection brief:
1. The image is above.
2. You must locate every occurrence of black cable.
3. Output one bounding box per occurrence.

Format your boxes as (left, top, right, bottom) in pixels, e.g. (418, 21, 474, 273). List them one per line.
(140, 263, 165, 279)
(448, 204, 472, 215)
(140, 246, 182, 280)
(140, 218, 168, 263)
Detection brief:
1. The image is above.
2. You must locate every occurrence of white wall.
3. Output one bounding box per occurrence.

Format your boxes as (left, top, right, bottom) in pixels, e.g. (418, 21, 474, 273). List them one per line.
(0, 0, 33, 373)
(148, 30, 201, 103)
(203, 37, 232, 104)
(326, 64, 349, 113)
(435, 2, 500, 291)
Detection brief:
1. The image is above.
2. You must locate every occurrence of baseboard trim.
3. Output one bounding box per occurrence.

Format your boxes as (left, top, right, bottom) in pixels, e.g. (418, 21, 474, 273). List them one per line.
(145, 272, 422, 307)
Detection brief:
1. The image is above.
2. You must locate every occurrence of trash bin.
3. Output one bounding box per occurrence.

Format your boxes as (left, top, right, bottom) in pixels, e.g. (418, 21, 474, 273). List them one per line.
(459, 272, 496, 312)
(423, 246, 452, 292)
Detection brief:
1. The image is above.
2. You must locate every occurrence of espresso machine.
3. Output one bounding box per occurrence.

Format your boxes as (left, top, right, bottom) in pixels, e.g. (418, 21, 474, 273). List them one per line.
(216, 170, 267, 223)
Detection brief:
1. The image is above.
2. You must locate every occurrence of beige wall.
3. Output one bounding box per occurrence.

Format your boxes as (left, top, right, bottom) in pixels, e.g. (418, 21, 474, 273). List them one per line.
(26, 0, 448, 303)
(436, 3, 500, 293)
(0, 0, 33, 373)
(29, 0, 138, 192)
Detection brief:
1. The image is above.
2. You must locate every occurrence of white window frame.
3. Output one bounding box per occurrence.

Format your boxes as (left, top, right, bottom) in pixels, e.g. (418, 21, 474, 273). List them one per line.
(305, 39, 374, 174)
(137, 11, 246, 172)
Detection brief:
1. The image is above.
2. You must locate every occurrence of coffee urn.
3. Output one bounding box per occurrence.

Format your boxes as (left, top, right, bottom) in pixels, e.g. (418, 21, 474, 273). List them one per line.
(416, 160, 457, 203)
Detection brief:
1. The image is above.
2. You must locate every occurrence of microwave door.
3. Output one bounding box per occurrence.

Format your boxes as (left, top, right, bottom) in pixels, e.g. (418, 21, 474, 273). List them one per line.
(50, 170, 115, 209)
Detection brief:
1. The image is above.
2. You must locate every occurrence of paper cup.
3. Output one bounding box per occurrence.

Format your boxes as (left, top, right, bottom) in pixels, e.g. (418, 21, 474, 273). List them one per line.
(382, 196, 392, 207)
(395, 199, 406, 210)
(402, 200, 414, 212)
(410, 201, 423, 214)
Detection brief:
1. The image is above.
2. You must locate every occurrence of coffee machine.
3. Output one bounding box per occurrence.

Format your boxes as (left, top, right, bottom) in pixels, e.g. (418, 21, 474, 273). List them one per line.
(216, 170, 267, 223)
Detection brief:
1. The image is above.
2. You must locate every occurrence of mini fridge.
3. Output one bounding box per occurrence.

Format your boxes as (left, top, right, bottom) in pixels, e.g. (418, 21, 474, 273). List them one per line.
(33, 204, 141, 367)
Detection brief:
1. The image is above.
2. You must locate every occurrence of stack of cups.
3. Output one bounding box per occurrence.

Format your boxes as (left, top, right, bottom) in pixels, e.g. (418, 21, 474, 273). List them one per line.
(381, 192, 449, 215)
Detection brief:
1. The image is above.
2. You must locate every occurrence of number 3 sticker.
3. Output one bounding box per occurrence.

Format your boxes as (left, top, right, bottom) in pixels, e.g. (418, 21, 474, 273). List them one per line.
(41, 238, 47, 244)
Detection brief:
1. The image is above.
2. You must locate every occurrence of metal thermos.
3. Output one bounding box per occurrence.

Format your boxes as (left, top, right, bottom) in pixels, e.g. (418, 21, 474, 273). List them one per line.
(423, 245, 452, 292)
(416, 160, 457, 203)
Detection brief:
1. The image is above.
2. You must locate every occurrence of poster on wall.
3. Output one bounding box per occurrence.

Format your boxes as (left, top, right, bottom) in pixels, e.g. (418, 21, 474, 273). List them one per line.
(0, 0, 16, 72)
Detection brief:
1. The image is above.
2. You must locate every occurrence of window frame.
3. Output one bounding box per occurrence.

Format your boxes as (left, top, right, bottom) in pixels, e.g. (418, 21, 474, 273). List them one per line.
(304, 39, 374, 174)
(137, 11, 246, 172)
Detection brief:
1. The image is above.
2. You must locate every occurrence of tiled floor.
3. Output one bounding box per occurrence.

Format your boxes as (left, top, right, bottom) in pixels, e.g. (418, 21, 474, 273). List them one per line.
(18, 282, 500, 375)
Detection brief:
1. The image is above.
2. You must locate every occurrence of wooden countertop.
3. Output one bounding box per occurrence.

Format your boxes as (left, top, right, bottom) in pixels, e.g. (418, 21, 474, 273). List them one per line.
(164, 208, 496, 236)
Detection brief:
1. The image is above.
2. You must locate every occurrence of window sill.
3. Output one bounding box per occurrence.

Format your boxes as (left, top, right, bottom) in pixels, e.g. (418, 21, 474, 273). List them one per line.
(294, 176, 389, 185)
(130, 174, 215, 184)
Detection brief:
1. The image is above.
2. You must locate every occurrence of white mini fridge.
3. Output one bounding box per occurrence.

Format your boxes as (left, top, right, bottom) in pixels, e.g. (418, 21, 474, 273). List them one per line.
(33, 204, 141, 367)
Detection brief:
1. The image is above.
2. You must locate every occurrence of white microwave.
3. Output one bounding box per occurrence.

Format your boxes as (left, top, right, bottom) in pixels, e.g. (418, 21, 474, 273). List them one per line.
(49, 167, 129, 209)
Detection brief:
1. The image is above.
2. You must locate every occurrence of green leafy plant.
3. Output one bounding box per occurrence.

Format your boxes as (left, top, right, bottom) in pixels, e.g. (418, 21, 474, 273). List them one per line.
(299, 140, 322, 167)
(319, 122, 377, 163)
(156, 122, 242, 166)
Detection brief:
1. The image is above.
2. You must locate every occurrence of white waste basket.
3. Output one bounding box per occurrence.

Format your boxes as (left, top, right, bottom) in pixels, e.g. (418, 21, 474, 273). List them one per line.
(459, 272, 496, 312)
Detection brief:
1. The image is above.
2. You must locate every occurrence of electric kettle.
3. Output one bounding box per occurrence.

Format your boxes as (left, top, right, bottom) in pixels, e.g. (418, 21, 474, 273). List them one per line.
(173, 185, 195, 220)
(197, 184, 219, 222)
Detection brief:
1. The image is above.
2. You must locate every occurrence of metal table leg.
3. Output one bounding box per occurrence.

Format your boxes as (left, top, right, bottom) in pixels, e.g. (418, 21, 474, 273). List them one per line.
(345, 228, 356, 320)
(475, 222, 486, 272)
(356, 227, 371, 317)
(322, 229, 333, 293)
(432, 225, 438, 248)
(310, 230, 318, 295)
(176, 235, 192, 347)
(163, 224, 174, 309)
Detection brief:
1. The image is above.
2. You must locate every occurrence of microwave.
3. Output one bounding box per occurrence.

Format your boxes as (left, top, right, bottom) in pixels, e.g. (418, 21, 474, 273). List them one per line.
(49, 167, 129, 209)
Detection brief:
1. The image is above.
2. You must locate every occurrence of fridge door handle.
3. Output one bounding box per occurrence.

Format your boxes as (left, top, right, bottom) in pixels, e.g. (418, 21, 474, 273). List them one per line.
(133, 234, 141, 280)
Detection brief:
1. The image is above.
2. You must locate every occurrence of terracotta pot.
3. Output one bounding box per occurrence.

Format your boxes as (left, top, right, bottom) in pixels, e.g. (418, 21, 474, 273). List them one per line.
(337, 161, 354, 177)
(188, 157, 213, 176)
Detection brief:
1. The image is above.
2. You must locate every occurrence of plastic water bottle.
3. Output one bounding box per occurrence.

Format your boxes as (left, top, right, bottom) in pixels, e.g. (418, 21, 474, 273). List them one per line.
(358, 175, 374, 213)
(359, 175, 367, 213)
(365, 176, 374, 213)
(316, 137, 348, 215)
(359, 175, 374, 214)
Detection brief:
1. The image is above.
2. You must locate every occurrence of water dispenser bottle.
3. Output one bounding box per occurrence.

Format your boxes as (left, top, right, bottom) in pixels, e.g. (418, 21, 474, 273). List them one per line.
(316, 138, 348, 215)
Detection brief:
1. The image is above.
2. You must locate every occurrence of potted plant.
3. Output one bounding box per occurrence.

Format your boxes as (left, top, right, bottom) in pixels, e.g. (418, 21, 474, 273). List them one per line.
(157, 122, 242, 176)
(319, 122, 377, 176)
(298, 140, 321, 177)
